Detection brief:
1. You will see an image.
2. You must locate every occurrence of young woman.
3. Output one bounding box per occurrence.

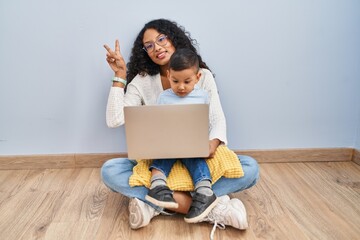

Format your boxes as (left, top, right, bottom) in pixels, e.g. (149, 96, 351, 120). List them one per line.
(102, 19, 259, 231)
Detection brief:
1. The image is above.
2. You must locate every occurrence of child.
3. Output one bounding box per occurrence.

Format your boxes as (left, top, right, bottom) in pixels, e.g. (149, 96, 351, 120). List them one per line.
(145, 48, 219, 223)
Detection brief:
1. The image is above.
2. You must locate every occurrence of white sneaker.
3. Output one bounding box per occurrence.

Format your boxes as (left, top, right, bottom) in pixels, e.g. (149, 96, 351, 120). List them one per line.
(128, 198, 160, 229)
(200, 195, 248, 239)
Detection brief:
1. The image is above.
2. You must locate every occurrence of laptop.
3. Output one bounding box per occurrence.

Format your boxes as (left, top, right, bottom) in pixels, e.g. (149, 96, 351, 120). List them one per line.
(124, 104, 209, 160)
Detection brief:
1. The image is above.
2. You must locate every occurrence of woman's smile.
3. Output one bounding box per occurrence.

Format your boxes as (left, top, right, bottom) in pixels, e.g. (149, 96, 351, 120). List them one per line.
(156, 51, 167, 59)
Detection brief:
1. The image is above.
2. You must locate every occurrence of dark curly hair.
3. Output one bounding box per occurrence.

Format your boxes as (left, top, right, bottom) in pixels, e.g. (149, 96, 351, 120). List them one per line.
(126, 19, 211, 90)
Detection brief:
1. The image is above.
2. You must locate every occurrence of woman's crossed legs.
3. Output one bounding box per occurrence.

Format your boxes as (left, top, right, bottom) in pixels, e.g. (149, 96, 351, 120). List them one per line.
(100, 155, 259, 229)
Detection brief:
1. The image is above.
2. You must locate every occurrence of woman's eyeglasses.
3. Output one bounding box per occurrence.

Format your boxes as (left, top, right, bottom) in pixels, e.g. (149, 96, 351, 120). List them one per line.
(142, 35, 168, 53)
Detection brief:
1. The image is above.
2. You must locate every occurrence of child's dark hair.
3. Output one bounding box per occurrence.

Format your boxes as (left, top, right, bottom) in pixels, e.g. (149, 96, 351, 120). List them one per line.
(126, 19, 210, 91)
(169, 48, 199, 72)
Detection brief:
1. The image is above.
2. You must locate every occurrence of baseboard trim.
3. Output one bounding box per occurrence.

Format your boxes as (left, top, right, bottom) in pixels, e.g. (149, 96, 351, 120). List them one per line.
(235, 148, 353, 163)
(352, 149, 360, 165)
(0, 153, 127, 170)
(0, 148, 354, 170)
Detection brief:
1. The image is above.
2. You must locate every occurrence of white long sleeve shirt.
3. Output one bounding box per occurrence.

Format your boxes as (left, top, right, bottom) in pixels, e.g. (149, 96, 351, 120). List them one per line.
(106, 68, 228, 144)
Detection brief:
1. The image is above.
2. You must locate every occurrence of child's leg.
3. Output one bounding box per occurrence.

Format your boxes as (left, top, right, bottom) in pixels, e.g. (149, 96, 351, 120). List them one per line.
(150, 168, 167, 189)
(181, 158, 219, 223)
(149, 158, 176, 188)
(194, 179, 213, 196)
(181, 157, 213, 194)
(146, 159, 179, 209)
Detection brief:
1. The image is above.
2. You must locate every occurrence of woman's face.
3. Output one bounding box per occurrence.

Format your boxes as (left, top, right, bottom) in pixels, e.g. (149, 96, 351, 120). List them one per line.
(143, 28, 176, 66)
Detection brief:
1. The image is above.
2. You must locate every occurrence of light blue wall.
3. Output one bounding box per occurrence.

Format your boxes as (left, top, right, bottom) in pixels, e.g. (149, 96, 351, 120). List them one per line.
(1, 0, 359, 155)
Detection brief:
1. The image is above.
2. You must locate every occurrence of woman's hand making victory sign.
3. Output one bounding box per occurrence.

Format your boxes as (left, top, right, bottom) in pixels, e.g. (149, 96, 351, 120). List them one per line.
(104, 40, 127, 79)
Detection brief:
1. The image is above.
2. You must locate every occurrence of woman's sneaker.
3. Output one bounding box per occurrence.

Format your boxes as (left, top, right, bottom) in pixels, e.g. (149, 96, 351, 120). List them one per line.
(184, 192, 219, 223)
(196, 195, 248, 239)
(145, 185, 179, 209)
(201, 195, 248, 230)
(128, 198, 160, 229)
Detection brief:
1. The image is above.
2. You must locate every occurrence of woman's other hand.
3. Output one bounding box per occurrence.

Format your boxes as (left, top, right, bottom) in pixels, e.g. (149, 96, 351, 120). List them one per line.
(104, 40, 127, 79)
(208, 139, 221, 158)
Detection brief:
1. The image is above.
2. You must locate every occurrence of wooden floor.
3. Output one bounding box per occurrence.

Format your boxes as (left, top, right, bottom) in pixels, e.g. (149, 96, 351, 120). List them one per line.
(0, 161, 359, 240)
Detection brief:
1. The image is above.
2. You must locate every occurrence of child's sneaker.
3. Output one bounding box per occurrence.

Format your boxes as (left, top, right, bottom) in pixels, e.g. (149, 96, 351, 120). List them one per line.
(129, 198, 160, 229)
(145, 185, 179, 209)
(184, 192, 219, 223)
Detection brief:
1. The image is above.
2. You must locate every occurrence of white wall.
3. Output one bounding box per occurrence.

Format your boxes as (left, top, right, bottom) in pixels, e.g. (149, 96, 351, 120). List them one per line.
(1, 0, 359, 155)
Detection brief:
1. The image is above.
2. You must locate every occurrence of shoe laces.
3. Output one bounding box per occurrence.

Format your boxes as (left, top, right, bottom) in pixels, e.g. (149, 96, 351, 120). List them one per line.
(209, 220, 225, 240)
(203, 208, 226, 240)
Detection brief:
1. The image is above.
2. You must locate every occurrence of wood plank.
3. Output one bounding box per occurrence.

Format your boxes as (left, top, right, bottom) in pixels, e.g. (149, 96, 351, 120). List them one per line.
(94, 192, 130, 240)
(42, 188, 109, 240)
(259, 163, 360, 239)
(299, 162, 360, 222)
(0, 163, 359, 240)
(233, 173, 309, 239)
(18, 191, 68, 240)
(51, 169, 108, 223)
(0, 191, 56, 240)
(0, 170, 29, 193)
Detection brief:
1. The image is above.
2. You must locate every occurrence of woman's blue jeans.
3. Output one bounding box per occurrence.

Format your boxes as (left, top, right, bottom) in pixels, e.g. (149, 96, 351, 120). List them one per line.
(150, 158, 211, 185)
(101, 155, 260, 210)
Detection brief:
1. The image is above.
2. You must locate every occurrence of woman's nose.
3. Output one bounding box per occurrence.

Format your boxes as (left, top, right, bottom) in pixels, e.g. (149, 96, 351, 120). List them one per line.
(154, 42, 163, 51)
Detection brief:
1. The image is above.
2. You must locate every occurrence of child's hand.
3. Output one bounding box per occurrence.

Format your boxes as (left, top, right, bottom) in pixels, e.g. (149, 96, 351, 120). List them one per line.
(208, 139, 221, 158)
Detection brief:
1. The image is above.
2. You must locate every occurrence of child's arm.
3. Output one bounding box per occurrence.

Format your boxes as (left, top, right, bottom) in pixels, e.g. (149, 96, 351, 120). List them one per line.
(208, 138, 221, 158)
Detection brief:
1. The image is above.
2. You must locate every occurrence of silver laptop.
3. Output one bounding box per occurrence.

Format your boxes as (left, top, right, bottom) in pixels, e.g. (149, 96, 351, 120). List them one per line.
(124, 104, 209, 160)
